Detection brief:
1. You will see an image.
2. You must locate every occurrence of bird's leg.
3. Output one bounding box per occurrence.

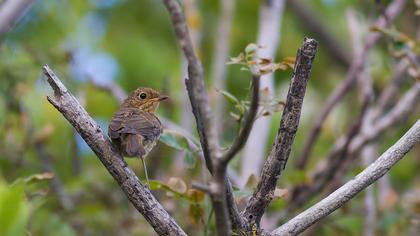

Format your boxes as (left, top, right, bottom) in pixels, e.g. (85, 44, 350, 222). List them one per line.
(140, 157, 149, 186)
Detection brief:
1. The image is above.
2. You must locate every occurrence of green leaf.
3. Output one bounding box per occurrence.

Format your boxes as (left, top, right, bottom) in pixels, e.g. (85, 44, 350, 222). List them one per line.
(148, 179, 195, 202)
(245, 43, 259, 54)
(160, 131, 190, 150)
(0, 180, 29, 236)
(24, 172, 54, 183)
(216, 89, 240, 105)
(167, 177, 187, 194)
(227, 52, 245, 65)
(184, 150, 196, 169)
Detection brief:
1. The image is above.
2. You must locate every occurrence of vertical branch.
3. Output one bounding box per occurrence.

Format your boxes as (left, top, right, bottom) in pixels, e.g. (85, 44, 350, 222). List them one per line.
(243, 38, 317, 224)
(240, 0, 286, 186)
(163, 0, 218, 170)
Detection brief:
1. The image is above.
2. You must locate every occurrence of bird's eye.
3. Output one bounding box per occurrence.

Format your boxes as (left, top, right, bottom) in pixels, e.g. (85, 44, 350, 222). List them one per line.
(139, 93, 147, 99)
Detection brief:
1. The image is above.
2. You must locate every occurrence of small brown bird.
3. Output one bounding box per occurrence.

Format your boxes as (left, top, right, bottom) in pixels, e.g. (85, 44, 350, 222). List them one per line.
(108, 87, 168, 185)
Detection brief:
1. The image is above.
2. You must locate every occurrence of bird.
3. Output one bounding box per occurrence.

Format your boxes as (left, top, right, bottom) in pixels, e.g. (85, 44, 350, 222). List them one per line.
(108, 87, 168, 185)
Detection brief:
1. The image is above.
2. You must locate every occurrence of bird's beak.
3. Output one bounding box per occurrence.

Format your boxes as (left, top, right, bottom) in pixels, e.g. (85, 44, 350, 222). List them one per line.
(158, 95, 169, 101)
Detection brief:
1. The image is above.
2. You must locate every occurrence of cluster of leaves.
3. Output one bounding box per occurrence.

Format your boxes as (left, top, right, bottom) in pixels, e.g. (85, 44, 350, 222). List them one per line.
(215, 43, 292, 128)
(228, 43, 295, 75)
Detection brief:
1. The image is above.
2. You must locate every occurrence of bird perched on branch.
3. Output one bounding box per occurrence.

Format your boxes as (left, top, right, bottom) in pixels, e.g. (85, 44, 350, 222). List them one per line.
(108, 87, 168, 185)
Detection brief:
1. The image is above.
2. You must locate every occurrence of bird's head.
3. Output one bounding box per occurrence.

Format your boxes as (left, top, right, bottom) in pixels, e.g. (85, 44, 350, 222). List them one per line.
(123, 87, 168, 113)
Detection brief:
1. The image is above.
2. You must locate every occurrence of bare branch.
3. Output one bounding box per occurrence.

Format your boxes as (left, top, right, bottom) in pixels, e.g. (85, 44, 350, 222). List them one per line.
(241, 0, 285, 187)
(272, 120, 420, 235)
(220, 75, 260, 164)
(0, 0, 33, 39)
(43, 65, 186, 236)
(296, 0, 406, 170)
(243, 38, 318, 224)
(163, 0, 218, 170)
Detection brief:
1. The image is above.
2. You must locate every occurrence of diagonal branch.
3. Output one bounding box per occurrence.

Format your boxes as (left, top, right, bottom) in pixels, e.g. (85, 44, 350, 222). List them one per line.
(43, 65, 186, 236)
(220, 75, 260, 164)
(243, 37, 318, 224)
(272, 120, 420, 235)
(296, 0, 406, 170)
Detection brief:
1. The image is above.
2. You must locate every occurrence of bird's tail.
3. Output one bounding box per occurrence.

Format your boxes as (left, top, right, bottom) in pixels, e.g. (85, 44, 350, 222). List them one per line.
(125, 134, 146, 157)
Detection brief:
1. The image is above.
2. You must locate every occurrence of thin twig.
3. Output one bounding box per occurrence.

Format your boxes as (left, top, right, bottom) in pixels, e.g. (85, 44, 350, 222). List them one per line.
(43, 65, 186, 236)
(296, 0, 406, 170)
(243, 37, 317, 225)
(272, 120, 420, 235)
(220, 75, 260, 164)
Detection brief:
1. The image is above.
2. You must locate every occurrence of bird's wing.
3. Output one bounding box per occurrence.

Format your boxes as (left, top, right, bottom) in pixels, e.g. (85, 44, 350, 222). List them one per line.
(108, 108, 162, 140)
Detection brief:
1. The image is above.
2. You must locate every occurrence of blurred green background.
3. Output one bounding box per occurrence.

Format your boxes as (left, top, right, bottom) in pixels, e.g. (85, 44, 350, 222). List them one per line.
(0, 0, 419, 235)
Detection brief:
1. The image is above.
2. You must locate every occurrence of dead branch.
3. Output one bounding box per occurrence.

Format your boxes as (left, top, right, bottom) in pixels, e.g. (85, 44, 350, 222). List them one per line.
(43, 65, 186, 236)
(241, 0, 285, 187)
(243, 37, 317, 225)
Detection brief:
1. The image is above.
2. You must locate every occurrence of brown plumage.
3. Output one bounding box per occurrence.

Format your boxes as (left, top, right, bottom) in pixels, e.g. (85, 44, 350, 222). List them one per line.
(108, 87, 168, 184)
